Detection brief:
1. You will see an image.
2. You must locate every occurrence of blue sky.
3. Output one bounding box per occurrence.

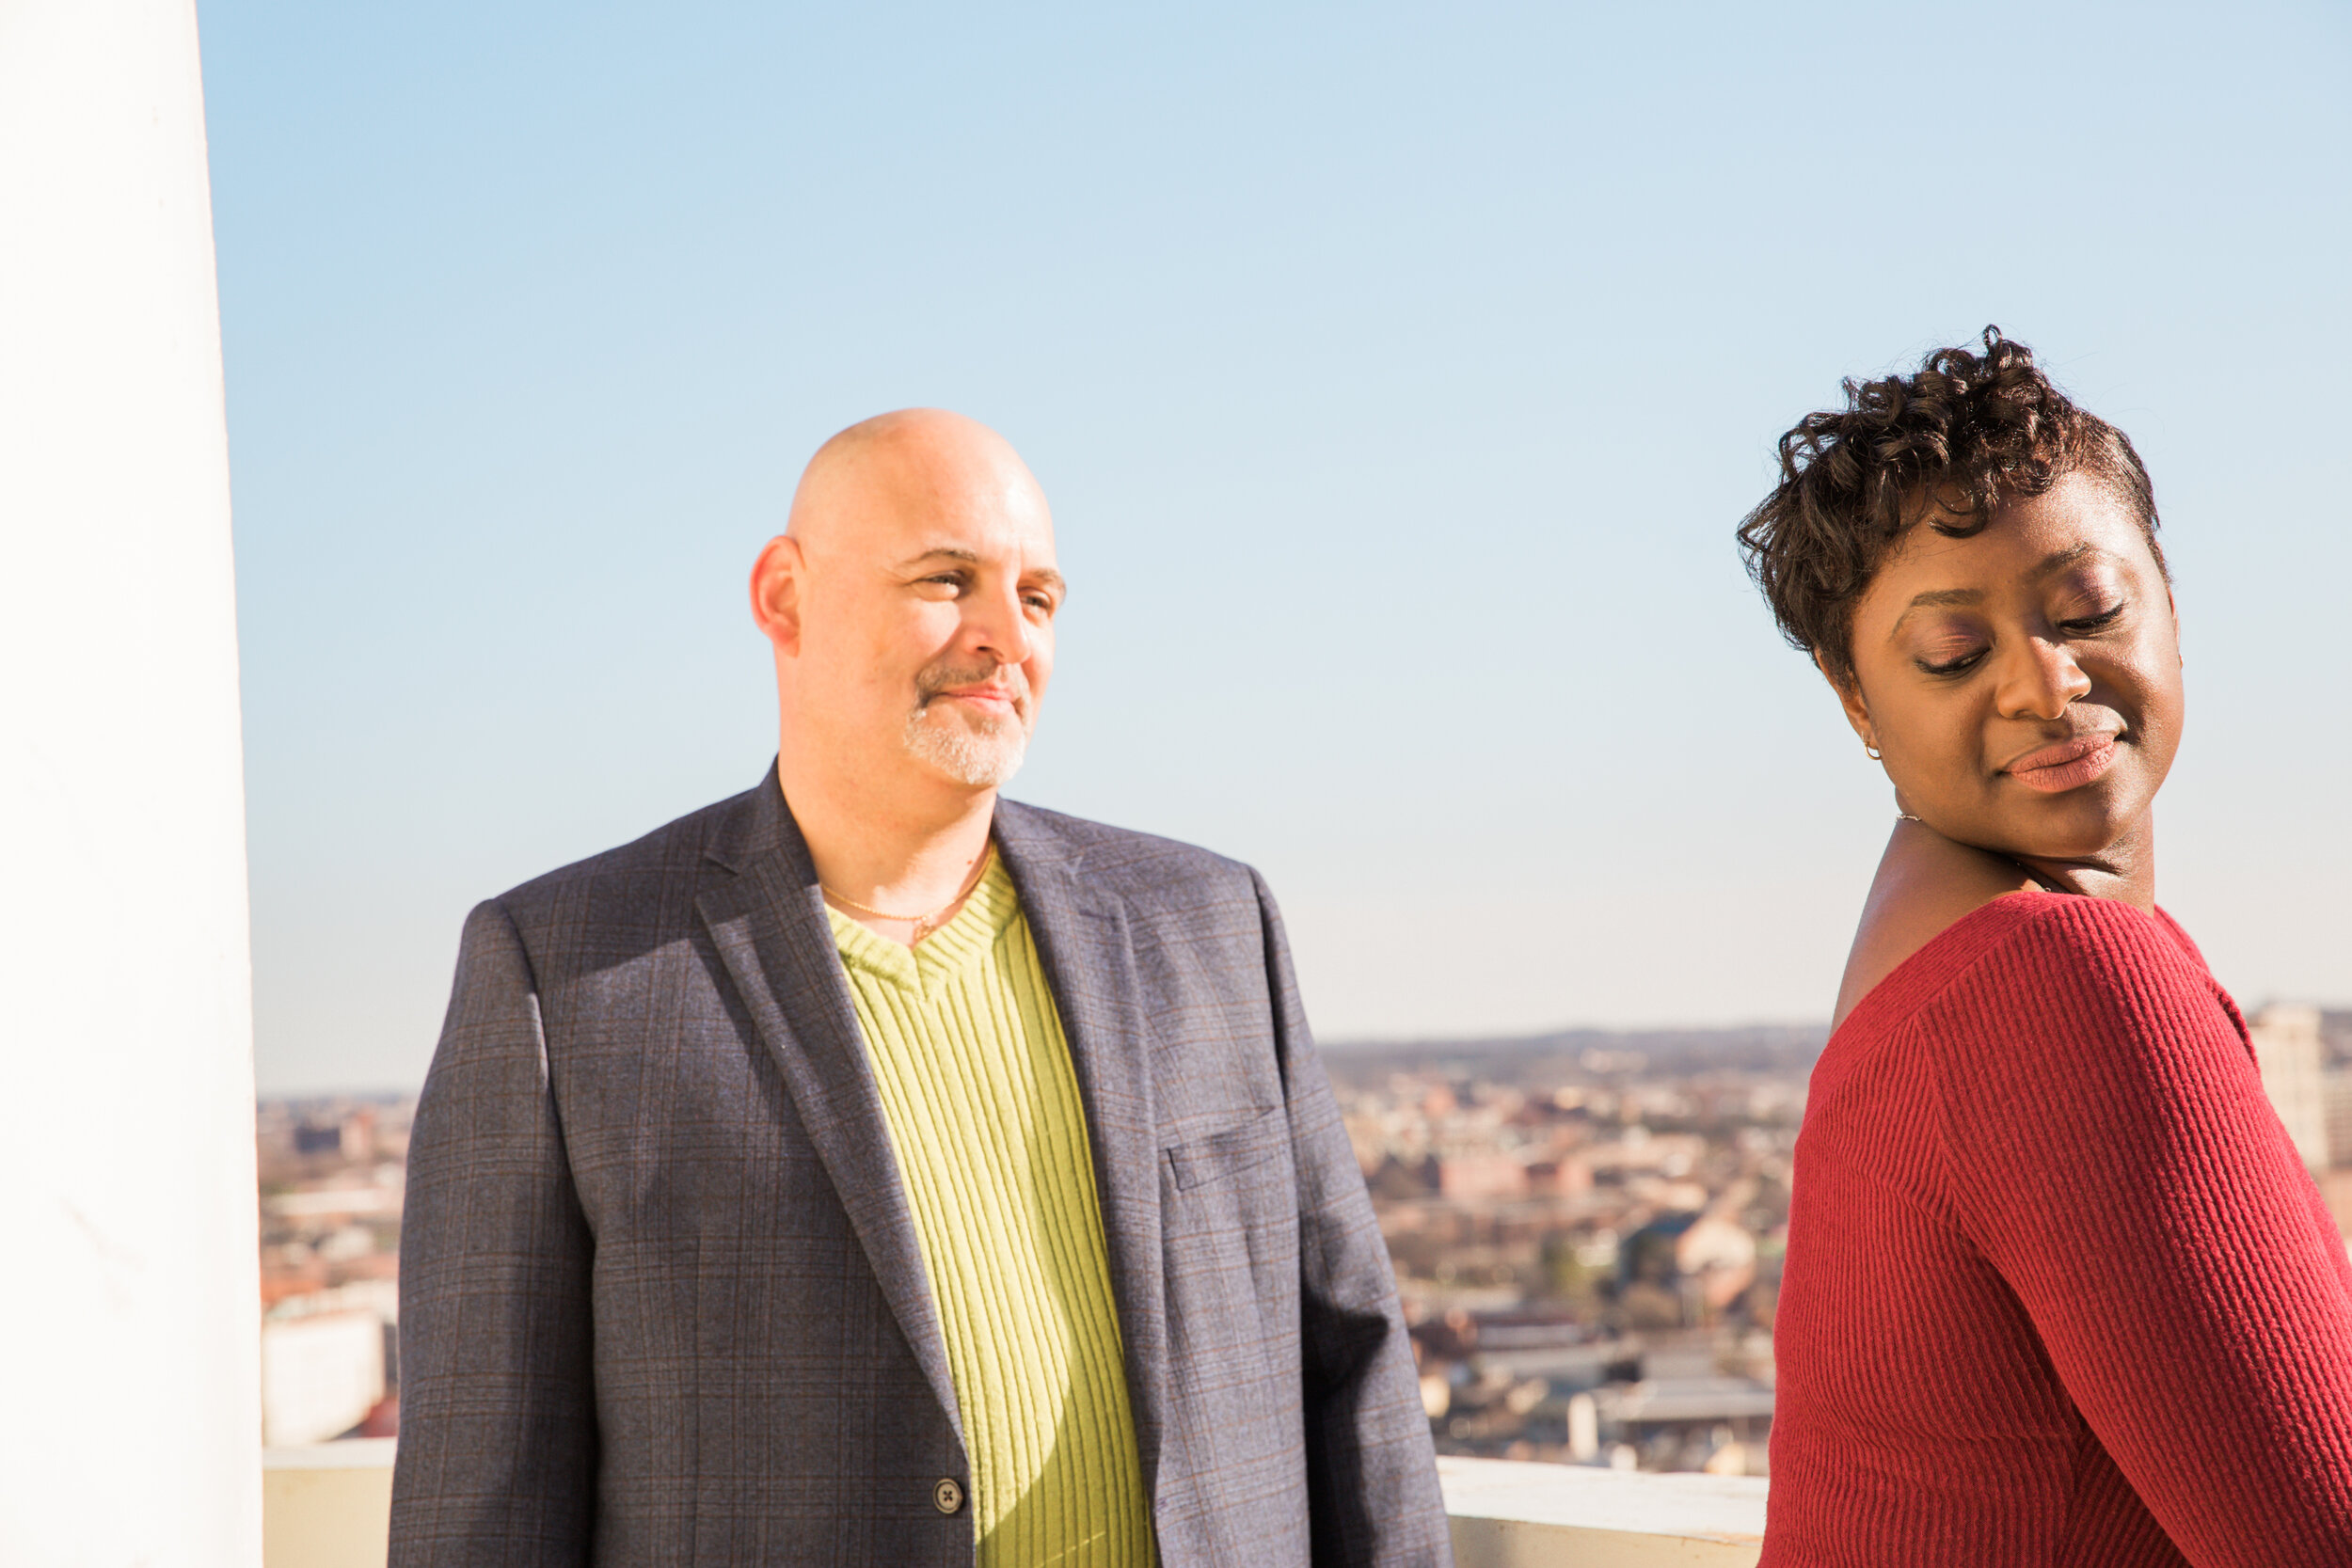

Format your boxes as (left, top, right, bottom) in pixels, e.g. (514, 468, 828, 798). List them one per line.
(200, 1, 2352, 1094)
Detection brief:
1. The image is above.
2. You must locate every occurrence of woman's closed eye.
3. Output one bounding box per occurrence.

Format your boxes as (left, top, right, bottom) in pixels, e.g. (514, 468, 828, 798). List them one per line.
(2057, 602, 2125, 636)
(1917, 644, 1988, 677)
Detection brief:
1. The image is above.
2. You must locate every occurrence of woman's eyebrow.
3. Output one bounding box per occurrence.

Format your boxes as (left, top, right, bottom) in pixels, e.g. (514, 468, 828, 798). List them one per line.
(1888, 587, 1981, 635)
(1887, 544, 2112, 637)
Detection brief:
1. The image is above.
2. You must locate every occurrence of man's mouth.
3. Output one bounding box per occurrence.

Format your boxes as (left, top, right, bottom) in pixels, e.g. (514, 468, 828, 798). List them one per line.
(928, 686, 1018, 712)
(2003, 733, 2121, 795)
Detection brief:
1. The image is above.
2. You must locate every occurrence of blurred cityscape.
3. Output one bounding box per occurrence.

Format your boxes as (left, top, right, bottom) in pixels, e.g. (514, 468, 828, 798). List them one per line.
(256, 1100, 408, 1447)
(259, 1004, 2352, 1472)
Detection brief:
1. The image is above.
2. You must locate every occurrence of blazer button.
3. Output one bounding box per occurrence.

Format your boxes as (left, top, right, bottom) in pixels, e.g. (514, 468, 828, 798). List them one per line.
(933, 1478, 965, 1515)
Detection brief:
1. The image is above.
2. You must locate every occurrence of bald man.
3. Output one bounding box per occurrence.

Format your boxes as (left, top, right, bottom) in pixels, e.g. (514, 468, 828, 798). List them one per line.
(390, 412, 1451, 1568)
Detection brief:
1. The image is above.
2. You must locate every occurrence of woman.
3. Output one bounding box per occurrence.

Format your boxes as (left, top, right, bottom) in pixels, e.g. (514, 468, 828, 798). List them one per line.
(1739, 330, 2352, 1566)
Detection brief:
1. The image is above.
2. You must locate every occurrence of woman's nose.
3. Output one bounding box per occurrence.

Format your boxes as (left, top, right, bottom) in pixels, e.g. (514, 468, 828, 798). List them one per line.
(1994, 636, 2092, 721)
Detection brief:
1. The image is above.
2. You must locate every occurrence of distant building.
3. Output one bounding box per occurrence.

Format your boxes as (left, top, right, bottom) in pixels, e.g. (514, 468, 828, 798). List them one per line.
(1437, 1153, 1531, 1202)
(2315, 1169, 2352, 1240)
(1593, 1376, 1775, 1474)
(1368, 1153, 1437, 1201)
(1523, 1156, 1593, 1197)
(1675, 1214, 1759, 1311)
(2252, 1004, 2330, 1170)
(261, 1309, 386, 1446)
(1614, 1206, 1761, 1330)
(2322, 1073, 2352, 1172)
(291, 1106, 378, 1161)
(263, 1184, 399, 1223)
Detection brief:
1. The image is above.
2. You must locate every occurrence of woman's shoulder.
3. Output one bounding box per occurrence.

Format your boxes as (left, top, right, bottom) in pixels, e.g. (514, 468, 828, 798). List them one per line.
(1913, 895, 2252, 1116)
(1836, 889, 2218, 1051)
(1947, 892, 2213, 1007)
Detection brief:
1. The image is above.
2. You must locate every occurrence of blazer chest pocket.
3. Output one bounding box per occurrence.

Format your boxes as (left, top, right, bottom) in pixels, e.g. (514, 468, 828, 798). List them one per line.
(1164, 1105, 1288, 1192)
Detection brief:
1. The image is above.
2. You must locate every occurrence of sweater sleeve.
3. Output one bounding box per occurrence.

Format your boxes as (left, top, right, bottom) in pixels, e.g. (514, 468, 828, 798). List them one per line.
(1932, 896, 2352, 1567)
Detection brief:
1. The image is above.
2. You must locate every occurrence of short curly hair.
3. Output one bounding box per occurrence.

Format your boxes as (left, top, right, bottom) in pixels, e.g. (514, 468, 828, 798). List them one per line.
(1737, 327, 2164, 685)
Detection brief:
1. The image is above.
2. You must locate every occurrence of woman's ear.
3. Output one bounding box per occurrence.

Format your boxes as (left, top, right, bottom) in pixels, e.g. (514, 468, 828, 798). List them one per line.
(1815, 650, 1878, 752)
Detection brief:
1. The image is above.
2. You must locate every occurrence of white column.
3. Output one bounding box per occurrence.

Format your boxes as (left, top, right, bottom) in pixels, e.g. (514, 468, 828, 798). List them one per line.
(0, 1, 261, 1563)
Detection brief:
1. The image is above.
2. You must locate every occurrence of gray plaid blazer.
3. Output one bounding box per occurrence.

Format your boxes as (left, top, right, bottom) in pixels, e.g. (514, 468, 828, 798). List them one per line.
(391, 766, 1451, 1567)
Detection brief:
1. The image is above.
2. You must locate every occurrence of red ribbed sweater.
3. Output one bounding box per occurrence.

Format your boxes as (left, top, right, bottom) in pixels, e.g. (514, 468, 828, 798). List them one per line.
(1762, 892, 2352, 1566)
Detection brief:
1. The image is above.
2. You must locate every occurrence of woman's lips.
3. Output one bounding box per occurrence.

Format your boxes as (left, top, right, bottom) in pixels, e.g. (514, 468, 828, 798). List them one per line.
(2006, 734, 2120, 794)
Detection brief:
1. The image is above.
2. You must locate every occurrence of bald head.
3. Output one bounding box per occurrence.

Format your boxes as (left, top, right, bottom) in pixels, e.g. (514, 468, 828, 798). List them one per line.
(787, 408, 1048, 555)
(753, 408, 1062, 806)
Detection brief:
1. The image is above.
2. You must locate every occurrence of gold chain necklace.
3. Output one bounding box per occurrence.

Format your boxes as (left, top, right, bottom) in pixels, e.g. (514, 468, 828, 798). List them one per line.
(821, 847, 993, 944)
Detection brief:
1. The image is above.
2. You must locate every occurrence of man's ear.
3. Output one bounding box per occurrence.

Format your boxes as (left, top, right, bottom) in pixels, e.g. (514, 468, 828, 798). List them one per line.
(1814, 649, 1877, 752)
(749, 535, 805, 656)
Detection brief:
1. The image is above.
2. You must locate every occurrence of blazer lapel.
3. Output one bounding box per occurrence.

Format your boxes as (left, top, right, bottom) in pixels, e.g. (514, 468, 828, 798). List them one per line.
(993, 803, 1170, 1498)
(695, 775, 963, 1448)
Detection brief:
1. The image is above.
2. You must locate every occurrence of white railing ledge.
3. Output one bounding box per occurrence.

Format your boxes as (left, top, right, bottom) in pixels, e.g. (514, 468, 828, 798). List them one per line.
(266, 1439, 398, 1470)
(1439, 1455, 1766, 1568)
(256, 1444, 1766, 1568)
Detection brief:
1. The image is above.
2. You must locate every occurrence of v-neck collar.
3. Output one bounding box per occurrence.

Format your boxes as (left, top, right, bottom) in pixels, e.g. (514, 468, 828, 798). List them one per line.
(826, 850, 1020, 999)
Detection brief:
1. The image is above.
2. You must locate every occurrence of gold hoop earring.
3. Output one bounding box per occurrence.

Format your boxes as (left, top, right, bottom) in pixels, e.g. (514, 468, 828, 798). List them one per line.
(1865, 745, 1883, 762)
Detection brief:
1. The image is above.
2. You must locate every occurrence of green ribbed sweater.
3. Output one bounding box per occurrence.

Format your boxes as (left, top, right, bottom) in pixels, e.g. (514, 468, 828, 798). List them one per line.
(828, 854, 1156, 1567)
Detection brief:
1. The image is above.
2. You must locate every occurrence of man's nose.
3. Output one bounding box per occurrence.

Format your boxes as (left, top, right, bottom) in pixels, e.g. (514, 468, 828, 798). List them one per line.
(964, 579, 1034, 667)
(1994, 636, 2091, 721)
